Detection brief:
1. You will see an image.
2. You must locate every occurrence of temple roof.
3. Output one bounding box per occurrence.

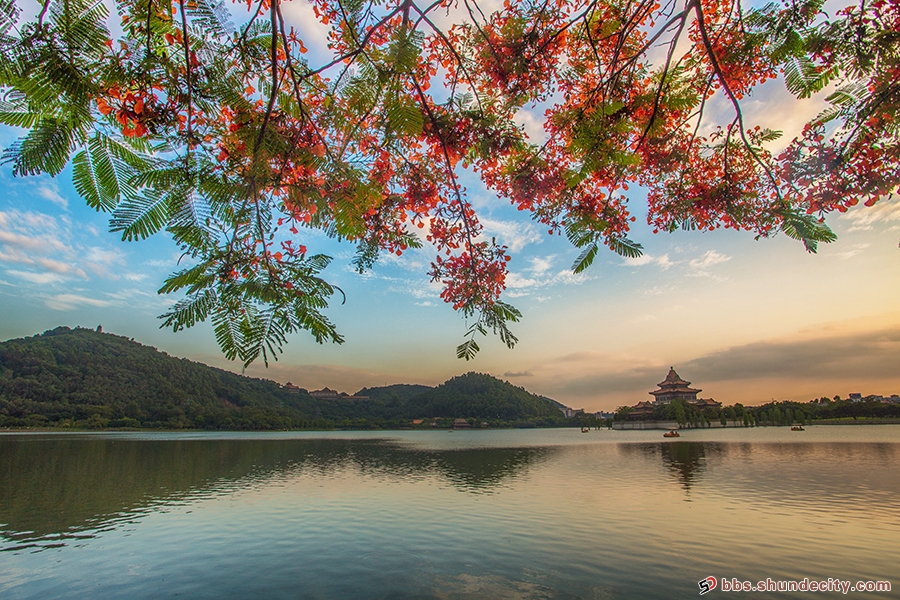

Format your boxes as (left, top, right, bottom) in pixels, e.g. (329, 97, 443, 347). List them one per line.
(657, 367, 690, 388)
(650, 367, 701, 395)
(650, 386, 701, 396)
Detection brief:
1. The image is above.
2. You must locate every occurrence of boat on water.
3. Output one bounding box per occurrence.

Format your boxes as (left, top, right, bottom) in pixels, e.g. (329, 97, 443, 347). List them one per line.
(663, 430, 680, 438)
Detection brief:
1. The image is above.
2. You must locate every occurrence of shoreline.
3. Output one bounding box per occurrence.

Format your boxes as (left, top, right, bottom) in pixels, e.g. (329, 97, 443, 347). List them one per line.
(5, 419, 900, 434)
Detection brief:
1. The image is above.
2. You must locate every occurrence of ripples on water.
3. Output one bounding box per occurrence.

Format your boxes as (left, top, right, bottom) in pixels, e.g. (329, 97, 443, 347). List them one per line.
(1, 427, 899, 599)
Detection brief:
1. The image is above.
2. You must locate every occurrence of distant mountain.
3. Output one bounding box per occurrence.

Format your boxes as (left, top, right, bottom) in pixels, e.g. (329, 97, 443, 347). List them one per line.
(0, 328, 565, 429)
(355, 384, 434, 402)
(0, 327, 326, 429)
(404, 372, 564, 422)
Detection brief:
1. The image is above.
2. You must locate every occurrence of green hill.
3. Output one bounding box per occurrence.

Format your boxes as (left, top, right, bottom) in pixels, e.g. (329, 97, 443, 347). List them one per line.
(404, 372, 564, 423)
(0, 329, 566, 430)
(0, 327, 327, 429)
(355, 384, 433, 403)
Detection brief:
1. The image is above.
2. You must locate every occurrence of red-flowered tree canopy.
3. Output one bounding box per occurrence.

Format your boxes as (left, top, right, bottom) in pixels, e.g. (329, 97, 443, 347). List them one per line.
(0, 0, 897, 363)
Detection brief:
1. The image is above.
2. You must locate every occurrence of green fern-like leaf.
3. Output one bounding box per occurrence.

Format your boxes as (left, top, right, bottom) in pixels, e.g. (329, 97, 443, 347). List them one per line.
(571, 243, 598, 274)
(110, 190, 174, 240)
(456, 338, 480, 360)
(608, 236, 644, 258)
(1, 119, 76, 176)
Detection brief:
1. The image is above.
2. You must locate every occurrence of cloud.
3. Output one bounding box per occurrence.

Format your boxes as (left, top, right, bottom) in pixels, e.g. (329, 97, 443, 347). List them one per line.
(144, 259, 176, 268)
(278, 1, 332, 61)
(512, 107, 548, 144)
(689, 250, 731, 269)
(504, 266, 591, 298)
(34, 257, 85, 274)
(6, 269, 66, 285)
(642, 284, 678, 296)
(527, 256, 554, 276)
(506, 272, 539, 289)
(480, 217, 543, 252)
(0, 210, 81, 281)
(377, 250, 426, 272)
(831, 243, 870, 260)
(630, 314, 657, 324)
(85, 247, 123, 266)
(503, 371, 533, 377)
(680, 327, 900, 382)
(385, 277, 442, 300)
(44, 293, 114, 311)
(36, 183, 68, 209)
(839, 197, 900, 232)
(684, 250, 732, 279)
(623, 253, 675, 270)
(740, 80, 830, 153)
(553, 326, 900, 401)
(0, 209, 130, 284)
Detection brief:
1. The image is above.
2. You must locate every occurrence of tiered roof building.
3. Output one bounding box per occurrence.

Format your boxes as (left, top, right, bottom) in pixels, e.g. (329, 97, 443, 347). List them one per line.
(650, 368, 702, 405)
(625, 368, 723, 420)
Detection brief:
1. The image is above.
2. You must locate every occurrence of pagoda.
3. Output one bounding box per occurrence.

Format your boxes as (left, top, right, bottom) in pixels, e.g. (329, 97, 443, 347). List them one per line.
(650, 368, 701, 405)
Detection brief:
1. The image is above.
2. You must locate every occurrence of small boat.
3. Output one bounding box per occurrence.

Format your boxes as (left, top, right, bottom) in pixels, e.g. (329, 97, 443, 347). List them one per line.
(581, 426, 590, 433)
(791, 425, 804, 431)
(663, 430, 680, 438)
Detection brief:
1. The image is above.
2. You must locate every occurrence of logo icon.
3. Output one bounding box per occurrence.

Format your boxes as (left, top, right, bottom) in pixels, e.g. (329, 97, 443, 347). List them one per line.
(699, 576, 717, 595)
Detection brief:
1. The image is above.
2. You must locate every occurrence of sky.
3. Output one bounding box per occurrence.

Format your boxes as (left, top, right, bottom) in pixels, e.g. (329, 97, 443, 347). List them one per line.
(1, 0, 899, 411)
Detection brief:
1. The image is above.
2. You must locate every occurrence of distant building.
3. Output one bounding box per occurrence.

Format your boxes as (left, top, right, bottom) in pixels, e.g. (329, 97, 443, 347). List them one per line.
(308, 387, 369, 401)
(692, 398, 722, 410)
(412, 419, 424, 425)
(562, 408, 584, 418)
(310, 387, 342, 400)
(649, 368, 702, 404)
(283, 382, 303, 394)
(629, 401, 656, 420)
(626, 368, 721, 419)
(453, 418, 472, 429)
(849, 393, 863, 402)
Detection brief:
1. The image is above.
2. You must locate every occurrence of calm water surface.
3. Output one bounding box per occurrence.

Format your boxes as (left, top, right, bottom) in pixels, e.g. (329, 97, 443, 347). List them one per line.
(1, 426, 898, 599)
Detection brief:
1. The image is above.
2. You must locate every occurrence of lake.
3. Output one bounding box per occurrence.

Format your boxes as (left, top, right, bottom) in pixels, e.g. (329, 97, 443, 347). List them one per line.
(1, 426, 898, 598)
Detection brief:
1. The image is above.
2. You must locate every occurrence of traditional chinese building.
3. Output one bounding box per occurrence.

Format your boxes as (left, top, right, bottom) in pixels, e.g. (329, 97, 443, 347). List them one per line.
(692, 398, 722, 409)
(628, 401, 657, 420)
(650, 367, 702, 405)
(309, 387, 370, 401)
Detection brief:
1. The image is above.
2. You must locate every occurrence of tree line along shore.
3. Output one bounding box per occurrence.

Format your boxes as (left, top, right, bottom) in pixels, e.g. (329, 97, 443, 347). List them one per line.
(2, 327, 897, 431)
(612, 397, 900, 428)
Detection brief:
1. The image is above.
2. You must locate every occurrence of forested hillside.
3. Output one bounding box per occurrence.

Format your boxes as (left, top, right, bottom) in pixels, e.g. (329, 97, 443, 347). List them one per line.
(0, 327, 326, 429)
(404, 373, 564, 423)
(0, 329, 566, 429)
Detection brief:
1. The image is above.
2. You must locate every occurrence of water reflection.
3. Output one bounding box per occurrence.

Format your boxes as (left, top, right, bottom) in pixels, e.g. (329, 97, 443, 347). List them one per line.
(617, 440, 900, 510)
(3, 430, 900, 600)
(619, 442, 721, 492)
(0, 436, 552, 551)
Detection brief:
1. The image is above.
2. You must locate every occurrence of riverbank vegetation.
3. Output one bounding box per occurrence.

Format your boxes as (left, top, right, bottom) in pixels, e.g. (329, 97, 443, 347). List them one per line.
(615, 397, 900, 427)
